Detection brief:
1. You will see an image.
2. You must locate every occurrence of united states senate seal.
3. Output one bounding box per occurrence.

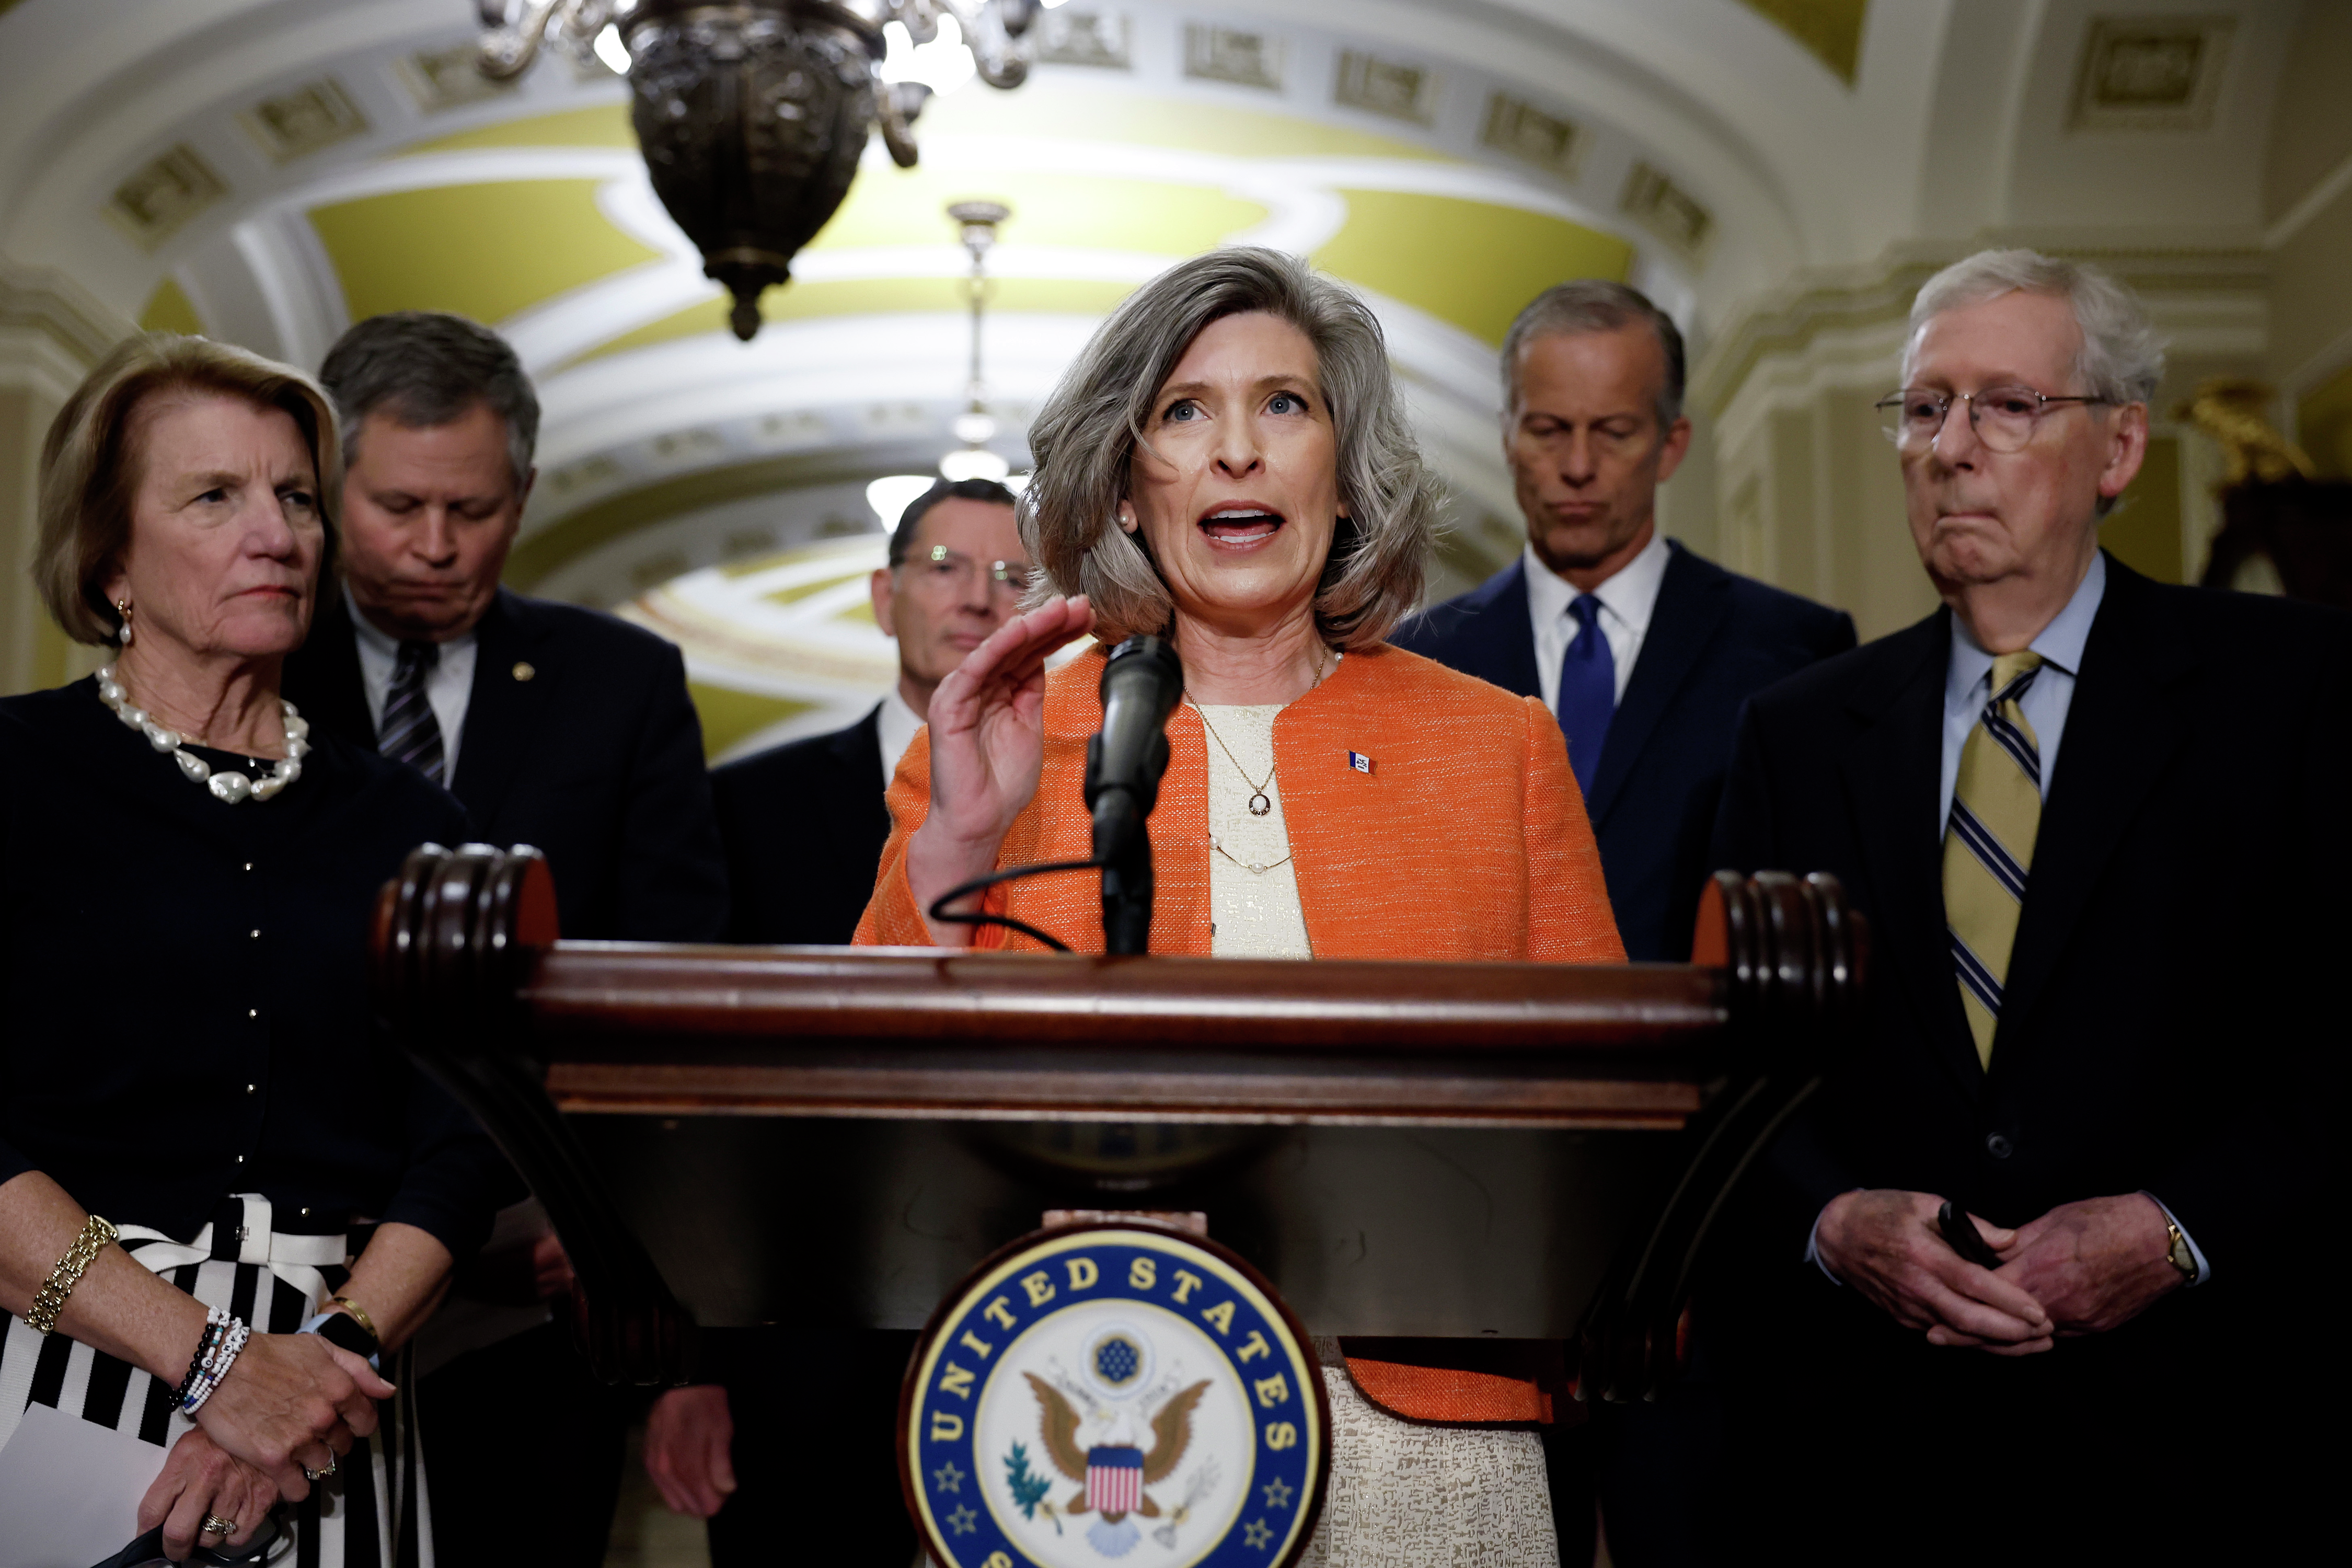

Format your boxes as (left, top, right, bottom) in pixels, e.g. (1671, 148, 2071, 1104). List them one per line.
(900, 1221, 1329, 1568)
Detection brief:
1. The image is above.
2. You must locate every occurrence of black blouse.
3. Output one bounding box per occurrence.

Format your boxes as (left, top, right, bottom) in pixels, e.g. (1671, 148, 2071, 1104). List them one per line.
(0, 677, 503, 1256)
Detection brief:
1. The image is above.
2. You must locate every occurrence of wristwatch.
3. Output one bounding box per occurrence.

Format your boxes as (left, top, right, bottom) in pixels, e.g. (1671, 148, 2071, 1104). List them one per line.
(2163, 1220, 2197, 1284)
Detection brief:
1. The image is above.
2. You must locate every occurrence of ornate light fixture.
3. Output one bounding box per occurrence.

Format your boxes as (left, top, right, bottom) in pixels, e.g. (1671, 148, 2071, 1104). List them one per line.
(939, 199, 1010, 482)
(476, 1, 1044, 340)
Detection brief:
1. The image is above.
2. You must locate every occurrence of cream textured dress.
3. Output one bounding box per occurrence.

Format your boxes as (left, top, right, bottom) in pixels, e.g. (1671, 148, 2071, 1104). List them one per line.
(1195, 700, 1561, 1568)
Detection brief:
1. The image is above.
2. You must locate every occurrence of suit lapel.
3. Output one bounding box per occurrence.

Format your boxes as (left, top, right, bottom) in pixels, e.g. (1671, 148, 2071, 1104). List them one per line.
(449, 590, 549, 822)
(291, 592, 378, 747)
(1584, 544, 1729, 825)
(1427, 559, 1544, 698)
(1485, 560, 1544, 701)
(1837, 614, 1985, 1100)
(1998, 562, 2190, 1039)
(829, 705, 892, 831)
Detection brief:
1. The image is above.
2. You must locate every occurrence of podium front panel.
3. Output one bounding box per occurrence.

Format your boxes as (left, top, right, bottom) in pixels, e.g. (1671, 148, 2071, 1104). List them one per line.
(564, 1111, 1687, 1336)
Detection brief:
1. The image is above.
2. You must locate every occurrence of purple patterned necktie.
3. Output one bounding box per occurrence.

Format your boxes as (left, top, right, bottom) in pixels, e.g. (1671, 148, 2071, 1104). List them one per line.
(378, 639, 445, 787)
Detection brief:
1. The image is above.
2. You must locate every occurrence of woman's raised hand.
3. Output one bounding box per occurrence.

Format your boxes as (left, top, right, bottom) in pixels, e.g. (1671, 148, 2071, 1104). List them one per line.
(907, 594, 1095, 941)
(195, 1330, 394, 1498)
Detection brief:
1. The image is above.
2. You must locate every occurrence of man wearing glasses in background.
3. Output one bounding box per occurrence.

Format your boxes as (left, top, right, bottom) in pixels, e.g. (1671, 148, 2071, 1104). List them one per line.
(1707, 250, 2347, 1560)
(654, 477, 1029, 1563)
(711, 476, 1029, 945)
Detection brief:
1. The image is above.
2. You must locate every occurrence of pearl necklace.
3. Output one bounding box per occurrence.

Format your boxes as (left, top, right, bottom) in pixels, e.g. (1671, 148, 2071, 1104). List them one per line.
(96, 664, 309, 804)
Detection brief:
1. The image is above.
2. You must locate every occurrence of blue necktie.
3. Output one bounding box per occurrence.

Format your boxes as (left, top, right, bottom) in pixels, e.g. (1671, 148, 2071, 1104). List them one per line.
(1557, 594, 1614, 796)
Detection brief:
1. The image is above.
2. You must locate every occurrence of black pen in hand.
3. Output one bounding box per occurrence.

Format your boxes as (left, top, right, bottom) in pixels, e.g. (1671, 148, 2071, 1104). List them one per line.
(1937, 1198, 2005, 1270)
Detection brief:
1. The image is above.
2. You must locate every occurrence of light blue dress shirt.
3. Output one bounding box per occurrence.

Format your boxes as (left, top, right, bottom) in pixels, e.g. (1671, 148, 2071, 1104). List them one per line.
(1938, 550, 2104, 833)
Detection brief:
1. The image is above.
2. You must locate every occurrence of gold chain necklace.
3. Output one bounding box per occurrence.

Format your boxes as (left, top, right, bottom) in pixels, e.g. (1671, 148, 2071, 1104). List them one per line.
(1189, 644, 1333, 820)
(1194, 705, 1277, 816)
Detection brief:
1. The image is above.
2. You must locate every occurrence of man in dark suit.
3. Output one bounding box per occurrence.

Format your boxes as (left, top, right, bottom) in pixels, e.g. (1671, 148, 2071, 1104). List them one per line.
(645, 476, 1028, 1563)
(711, 475, 1028, 944)
(1394, 281, 1851, 1567)
(1709, 250, 2347, 1560)
(1393, 281, 1853, 965)
(282, 311, 728, 1566)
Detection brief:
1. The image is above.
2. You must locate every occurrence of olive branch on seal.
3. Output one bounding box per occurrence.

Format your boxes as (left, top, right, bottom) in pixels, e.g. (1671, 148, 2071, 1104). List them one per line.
(1005, 1442, 1061, 1532)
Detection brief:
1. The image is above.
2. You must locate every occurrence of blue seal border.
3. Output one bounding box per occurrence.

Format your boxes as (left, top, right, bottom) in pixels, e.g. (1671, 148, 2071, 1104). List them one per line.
(898, 1221, 1332, 1568)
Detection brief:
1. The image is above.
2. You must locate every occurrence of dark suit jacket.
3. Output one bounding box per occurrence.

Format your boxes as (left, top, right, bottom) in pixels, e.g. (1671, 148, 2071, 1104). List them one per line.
(711, 705, 893, 945)
(1709, 557, 2348, 1351)
(1393, 541, 1855, 960)
(284, 588, 728, 943)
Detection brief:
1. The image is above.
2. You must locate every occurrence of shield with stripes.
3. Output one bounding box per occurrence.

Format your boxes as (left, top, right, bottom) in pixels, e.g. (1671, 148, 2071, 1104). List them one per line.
(1086, 1444, 1144, 1517)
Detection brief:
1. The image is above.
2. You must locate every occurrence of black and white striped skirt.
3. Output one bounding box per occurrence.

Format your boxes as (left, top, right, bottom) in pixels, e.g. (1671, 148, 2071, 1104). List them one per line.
(0, 1194, 431, 1566)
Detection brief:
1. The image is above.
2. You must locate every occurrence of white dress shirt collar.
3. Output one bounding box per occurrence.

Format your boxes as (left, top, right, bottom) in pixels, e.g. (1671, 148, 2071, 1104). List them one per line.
(1939, 550, 2107, 828)
(1945, 549, 2105, 701)
(876, 685, 925, 790)
(1524, 528, 1673, 711)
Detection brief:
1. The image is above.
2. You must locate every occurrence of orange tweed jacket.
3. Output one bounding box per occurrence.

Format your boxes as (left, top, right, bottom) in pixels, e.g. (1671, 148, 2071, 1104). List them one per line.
(856, 641, 1621, 1425)
(856, 640, 1624, 963)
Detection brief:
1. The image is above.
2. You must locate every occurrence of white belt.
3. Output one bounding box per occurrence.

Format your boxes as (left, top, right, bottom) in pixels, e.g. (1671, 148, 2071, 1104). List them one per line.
(117, 1192, 350, 1308)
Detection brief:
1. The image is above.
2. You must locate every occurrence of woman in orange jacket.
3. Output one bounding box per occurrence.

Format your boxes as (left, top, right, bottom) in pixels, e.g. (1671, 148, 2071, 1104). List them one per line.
(858, 248, 1622, 1564)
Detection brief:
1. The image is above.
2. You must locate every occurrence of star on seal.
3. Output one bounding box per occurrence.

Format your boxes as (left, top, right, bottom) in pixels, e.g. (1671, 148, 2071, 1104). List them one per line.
(933, 1460, 965, 1493)
(1244, 1518, 1274, 1549)
(948, 1505, 979, 1535)
(1262, 1477, 1294, 1509)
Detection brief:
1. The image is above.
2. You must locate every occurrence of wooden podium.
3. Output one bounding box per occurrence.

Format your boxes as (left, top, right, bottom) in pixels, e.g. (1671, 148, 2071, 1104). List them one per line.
(370, 847, 1862, 1404)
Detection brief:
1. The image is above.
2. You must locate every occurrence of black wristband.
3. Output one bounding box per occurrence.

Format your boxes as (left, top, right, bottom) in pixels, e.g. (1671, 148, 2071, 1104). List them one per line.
(171, 1319, 226, 1410)
(316, 1309, 379, 1360)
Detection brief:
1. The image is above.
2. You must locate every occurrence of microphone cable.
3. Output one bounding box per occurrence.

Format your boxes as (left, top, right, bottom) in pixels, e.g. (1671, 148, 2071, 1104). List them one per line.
(925, 858, 1099, 952)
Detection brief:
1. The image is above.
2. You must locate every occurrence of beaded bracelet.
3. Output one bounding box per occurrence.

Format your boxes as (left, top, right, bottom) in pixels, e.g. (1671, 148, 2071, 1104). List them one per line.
(182, 1317, 250, 1416)
(171, 1308, 230, 1410)
(172, 1307, 253, 1414)
(25, 1214, 117, 1335)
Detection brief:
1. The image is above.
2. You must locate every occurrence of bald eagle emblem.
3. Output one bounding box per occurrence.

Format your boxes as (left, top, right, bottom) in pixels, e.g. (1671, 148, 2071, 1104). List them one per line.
(1022, 1367, 1210, 1557)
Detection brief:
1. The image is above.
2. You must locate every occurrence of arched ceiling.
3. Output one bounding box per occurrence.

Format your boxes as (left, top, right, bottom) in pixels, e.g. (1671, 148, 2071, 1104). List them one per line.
(0, 0, 2316, 746)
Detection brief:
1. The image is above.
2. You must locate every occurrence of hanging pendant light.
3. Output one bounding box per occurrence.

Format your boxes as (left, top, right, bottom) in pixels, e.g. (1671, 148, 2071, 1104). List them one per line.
(476, 1, 1044, 341)
(939, 199, 1011, 482)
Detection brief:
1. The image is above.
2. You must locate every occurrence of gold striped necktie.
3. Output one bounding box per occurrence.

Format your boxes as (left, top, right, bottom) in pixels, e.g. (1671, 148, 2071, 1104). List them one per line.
(1943, 650, 2044, 1070)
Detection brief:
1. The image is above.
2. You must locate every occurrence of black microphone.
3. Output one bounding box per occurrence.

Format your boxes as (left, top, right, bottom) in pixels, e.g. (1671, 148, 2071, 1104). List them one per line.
(1085, 635, 1183, 954)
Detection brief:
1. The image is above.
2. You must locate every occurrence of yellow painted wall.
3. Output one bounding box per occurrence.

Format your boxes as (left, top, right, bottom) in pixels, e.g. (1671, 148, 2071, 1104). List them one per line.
(1737, 0, 1870, 83)
(2099, 435, 2182, 583)
(2298, 362, 2352, 480)
(138, 278, 204, 336)
(1313, 191, 1632, 346)
(309, 180, 664, 326)
(686, 682, 814, 760)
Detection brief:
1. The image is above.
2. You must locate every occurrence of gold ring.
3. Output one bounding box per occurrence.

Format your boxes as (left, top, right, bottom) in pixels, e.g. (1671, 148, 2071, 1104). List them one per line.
(201, 1515, 237, 1539)
(303, 1455, 339, 1481)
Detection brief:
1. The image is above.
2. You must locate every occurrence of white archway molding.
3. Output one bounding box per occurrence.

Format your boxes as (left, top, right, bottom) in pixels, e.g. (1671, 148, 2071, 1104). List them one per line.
(1, 0, 1794, 328)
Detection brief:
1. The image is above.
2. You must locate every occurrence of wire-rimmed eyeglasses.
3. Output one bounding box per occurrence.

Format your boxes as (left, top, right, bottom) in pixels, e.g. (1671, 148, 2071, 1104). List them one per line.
(1874, 386, 2112, 454)
(909, 544, 1033, 598)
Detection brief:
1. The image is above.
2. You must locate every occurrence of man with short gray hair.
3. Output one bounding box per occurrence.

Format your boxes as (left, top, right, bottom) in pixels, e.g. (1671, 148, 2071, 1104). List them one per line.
(1397, 280, 1853, 963)
(1709, 250, 2348, 1556)
(1398, 286, 1853, 1563)
(283, 309, 728, 1567)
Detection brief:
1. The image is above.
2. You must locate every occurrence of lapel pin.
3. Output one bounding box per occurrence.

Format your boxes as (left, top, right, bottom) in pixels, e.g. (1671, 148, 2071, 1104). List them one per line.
(1347, 751, 1372, 775)
(512, 661, 536, 682)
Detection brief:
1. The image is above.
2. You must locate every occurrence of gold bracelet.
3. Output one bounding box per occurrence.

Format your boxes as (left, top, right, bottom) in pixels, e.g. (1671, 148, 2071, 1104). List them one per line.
(329, 1295, 377, 1341)
(26, 1214, 117, 1336)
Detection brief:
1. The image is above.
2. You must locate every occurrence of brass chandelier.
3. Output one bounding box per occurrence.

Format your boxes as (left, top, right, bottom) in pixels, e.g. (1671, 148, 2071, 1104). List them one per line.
(477, 1, 1043, 340)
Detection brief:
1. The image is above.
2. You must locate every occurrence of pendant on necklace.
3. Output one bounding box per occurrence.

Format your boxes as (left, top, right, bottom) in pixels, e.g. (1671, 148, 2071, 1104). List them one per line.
(1248, 791, 1272, 817)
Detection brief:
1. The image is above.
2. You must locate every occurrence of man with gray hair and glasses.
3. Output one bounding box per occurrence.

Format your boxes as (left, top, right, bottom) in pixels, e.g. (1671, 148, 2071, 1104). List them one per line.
(283, 310, 728, 1565)
(1708, 250, 2348, 1558)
